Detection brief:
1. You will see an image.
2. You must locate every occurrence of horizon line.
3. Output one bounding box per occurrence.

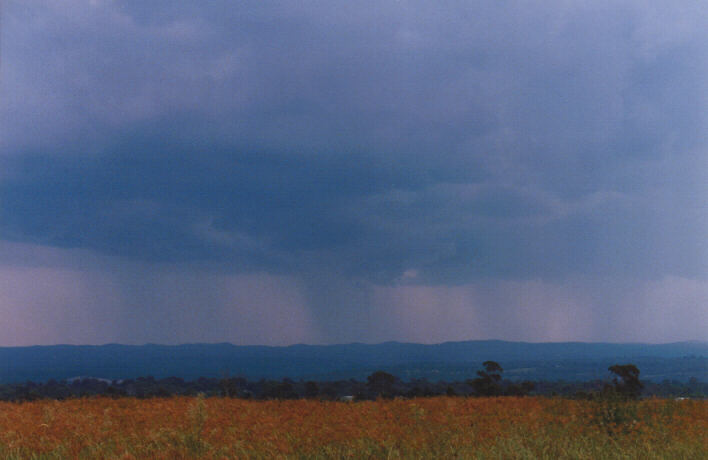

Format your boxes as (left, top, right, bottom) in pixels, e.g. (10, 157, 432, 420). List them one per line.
(1, 338, 706, 349)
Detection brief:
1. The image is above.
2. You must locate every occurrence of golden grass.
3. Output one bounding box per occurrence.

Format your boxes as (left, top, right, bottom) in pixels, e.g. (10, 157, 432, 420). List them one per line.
(0, 396, 705, 459)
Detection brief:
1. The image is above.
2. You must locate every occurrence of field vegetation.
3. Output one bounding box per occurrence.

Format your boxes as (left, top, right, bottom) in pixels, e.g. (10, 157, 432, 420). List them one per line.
(0, 395, 705, 459)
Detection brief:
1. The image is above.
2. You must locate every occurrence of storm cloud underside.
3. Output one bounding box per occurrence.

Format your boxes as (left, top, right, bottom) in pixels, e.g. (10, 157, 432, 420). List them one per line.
(0, 1, 706, 345)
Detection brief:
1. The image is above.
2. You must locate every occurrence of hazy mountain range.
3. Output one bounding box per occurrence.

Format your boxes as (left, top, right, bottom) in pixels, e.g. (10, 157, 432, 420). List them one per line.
(1, 340, 706, 384)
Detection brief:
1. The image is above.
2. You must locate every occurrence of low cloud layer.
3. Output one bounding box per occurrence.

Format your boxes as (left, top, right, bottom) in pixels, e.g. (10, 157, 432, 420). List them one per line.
(1, 1, 706, 344)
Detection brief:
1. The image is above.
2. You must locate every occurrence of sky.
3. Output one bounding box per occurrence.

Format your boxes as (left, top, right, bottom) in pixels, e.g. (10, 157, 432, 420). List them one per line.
(0, 0, 706, 346)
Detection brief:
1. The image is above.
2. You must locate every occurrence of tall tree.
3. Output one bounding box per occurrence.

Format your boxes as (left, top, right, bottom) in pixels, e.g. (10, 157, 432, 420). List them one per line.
(469, 361, 503, 396)
(608, 364, 643, 399)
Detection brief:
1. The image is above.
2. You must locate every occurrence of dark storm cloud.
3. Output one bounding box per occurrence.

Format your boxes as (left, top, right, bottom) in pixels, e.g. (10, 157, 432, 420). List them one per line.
(1, 145, 424, 267)
(2, 0, 707, 285)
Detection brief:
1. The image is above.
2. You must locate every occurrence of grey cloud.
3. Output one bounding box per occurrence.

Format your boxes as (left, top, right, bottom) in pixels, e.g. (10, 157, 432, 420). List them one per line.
(1, 0, 707, 286)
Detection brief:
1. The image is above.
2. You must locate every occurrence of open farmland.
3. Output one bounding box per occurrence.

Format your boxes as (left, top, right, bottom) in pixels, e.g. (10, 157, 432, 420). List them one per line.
(0, 396, 705, 459)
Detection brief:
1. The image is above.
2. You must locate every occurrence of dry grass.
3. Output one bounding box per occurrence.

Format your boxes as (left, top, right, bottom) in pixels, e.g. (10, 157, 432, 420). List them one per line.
(0, 396, 705, 459)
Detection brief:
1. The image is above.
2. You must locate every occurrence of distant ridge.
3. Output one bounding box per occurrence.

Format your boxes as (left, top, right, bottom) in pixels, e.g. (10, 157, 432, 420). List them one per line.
(1, 340, 705, 384)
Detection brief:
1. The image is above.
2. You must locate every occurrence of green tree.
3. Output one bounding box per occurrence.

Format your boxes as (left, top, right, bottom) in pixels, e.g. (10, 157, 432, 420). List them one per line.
(469, 361, 503, 396)
(367, 371, 397, 398)
(608, 364, 643, 399)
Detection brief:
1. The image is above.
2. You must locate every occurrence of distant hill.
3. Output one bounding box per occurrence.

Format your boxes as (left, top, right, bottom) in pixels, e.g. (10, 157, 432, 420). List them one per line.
(1, 340, 706, 383)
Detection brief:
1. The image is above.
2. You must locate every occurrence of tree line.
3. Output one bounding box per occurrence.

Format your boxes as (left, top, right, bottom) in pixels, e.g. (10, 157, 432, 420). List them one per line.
(0, 362, 705, 402)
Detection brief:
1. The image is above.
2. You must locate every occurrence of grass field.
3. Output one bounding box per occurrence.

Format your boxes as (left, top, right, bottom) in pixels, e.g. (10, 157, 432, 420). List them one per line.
(0, 396, 705, 459)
